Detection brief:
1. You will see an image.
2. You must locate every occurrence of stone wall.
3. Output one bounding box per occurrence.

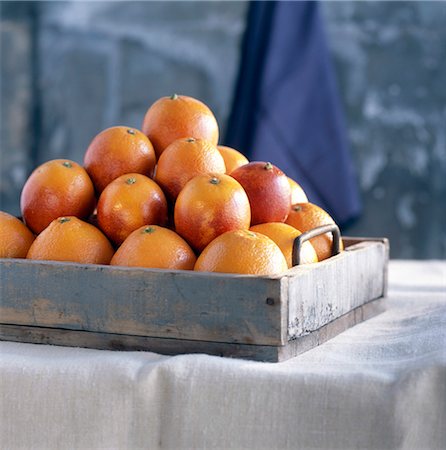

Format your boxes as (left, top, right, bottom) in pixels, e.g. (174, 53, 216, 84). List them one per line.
(322, 1, 446, 258)
(36, 1, 247, 162)
(1, 1, 445, 258)
(0, 3, 35, 215)
(0, 1, 247, 213)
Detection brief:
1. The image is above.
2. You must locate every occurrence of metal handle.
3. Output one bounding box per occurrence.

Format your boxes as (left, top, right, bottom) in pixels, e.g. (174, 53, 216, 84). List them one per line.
(292, 224, 341, 267)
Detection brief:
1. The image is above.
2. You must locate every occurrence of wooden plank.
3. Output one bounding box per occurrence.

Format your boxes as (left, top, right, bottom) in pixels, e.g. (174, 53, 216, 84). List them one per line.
(0, 238, 389, 357)
(277, 297, 385, 362)
(0, 297, 385, 363)
(0, 259, 285, 346)
(343, 236, 388, 247)
(0, 323, 280, 362)
(343, 237, 389, 297)
(286, 240, 388, 339)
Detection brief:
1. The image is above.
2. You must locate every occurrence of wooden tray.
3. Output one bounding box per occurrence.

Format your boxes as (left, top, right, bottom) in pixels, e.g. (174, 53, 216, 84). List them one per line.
(0, 237, 388, 362)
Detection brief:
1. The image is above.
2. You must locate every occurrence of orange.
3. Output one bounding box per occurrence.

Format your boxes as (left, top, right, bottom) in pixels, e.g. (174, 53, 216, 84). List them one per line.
(110, 225, 196, 270)
(230, 161, 291, 225)
(285, 202, 342, 261)
(155, 137, 226, 201)
(20, 159, 96, 234)
(194, 229, 288, 275)
(174, 173, 251, 252)
(0, 211, 35, 258)
(250, 222, 318, 268)
(141, 94, 219, 158)
(288, 177, 308, 204)
(27, 216, 114, 264)
(97, 173, 168, 245)
(217, 145, 249, 174)
(84, 126, 156, 193)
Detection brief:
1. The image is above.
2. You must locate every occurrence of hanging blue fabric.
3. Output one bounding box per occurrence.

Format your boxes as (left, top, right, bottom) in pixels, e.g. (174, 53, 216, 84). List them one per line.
(225, 1, 361, 226)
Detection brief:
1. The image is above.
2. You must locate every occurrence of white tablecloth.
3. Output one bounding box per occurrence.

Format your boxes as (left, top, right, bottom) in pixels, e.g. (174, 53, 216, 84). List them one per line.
(1, 260, 445, 450)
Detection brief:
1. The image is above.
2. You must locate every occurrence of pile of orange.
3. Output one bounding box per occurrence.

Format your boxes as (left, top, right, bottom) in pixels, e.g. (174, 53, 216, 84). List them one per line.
(0, 94, 342, 275)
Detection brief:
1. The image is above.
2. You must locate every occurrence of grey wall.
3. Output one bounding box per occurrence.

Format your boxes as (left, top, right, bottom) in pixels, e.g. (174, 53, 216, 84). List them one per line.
(0, 1, 247, 213)
(1, 1, 445, 259)
(323, 1, 446, 259)
(0, 3, 35, 215)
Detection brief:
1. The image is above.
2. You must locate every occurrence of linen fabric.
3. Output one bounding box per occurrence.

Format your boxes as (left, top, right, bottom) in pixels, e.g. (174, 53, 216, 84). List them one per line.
(1, 260, 445, 450)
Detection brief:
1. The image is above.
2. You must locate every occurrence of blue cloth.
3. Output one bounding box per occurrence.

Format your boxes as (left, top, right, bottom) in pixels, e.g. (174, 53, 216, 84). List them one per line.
(225, 1, 361, 226)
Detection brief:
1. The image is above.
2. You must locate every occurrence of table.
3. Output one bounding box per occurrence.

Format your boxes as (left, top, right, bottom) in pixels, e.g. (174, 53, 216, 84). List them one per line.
(1, 260, 445, 450)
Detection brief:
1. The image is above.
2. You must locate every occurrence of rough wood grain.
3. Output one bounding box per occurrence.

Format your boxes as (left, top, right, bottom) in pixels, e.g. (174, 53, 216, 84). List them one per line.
(0, 260, 285, 345)
(277, 297, 386, 361)
(0, 298, 385, 362)
(285, 239, 388, 339)
(0, 238, 389, 360)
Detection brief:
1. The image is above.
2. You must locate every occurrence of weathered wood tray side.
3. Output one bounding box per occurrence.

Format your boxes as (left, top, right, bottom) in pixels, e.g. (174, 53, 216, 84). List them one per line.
(286, 237, 388, 339)
(0, 261, 285, 345)
(0, 298, 384, 362)
(0, 238, 389, 362)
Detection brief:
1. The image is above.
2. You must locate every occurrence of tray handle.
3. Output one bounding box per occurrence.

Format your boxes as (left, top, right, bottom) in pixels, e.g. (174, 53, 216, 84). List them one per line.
(292, 224, 341, 267)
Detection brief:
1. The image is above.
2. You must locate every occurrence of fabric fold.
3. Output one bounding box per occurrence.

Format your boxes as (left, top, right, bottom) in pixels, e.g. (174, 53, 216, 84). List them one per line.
(225, 1, 362, 226)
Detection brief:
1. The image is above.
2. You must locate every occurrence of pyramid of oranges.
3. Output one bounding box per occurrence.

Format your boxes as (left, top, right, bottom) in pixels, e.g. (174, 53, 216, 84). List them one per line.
(0, 94, 342, 275)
